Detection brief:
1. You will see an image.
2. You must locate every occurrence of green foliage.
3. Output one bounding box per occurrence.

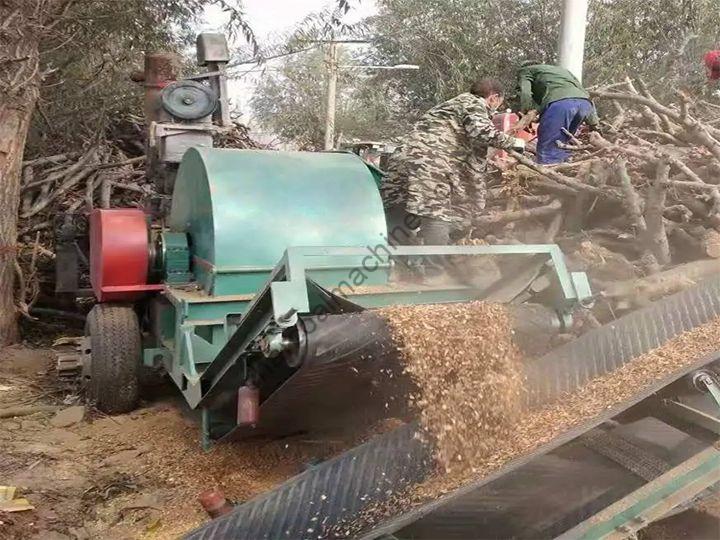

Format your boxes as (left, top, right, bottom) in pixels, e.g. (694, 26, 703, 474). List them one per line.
(249, 48, 401, 149)
(28, 0, 255, 156)
(585, 0, 720, 95)
(365, 0, 720, 131)
(193, 0, 720, 149)
(367, 0, 561, 119)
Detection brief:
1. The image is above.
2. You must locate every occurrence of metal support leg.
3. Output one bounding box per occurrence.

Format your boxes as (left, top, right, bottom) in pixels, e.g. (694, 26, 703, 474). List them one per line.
(201, 408, 212, 452)
(696, 372, 720, 408)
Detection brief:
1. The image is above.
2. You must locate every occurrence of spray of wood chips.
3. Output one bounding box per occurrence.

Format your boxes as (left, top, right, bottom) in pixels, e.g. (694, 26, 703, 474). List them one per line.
(379, 301, 524, 473)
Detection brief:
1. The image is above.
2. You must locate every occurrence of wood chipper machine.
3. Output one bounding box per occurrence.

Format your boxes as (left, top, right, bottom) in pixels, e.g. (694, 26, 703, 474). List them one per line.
(85, 145, 594, 445)
(87, 147, 720, 539)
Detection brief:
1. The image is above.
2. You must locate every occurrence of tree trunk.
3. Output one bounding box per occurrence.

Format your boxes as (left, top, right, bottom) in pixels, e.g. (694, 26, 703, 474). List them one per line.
(0, 6, 41, 344)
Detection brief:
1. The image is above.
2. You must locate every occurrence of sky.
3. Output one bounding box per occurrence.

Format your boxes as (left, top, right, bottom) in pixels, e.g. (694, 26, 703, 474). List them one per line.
(200, 0, 377, 128)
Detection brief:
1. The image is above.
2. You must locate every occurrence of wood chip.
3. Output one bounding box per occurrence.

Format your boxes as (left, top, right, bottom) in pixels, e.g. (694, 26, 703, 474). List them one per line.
(380, 302, 524, 473)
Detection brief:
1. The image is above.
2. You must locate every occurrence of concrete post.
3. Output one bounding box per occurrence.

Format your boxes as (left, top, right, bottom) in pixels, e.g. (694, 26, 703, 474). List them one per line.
(324, 42, 338, 151)
(558, 0, 589, 82)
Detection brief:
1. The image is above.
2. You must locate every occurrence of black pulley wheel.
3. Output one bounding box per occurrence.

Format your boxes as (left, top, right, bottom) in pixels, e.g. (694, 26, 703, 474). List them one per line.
(85, 304, 141, 414)
(160, 80, 218, 120)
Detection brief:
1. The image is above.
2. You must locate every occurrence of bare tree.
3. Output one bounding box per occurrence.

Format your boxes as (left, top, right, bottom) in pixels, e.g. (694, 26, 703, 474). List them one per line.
(0, 1, 67, 343)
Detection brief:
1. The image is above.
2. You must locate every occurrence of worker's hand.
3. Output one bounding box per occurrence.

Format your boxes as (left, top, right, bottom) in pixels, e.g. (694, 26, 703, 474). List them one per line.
(511, 138, 526, 153)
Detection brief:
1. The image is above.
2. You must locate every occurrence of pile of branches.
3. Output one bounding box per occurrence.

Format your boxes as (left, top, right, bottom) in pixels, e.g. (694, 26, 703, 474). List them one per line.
(479, 78, 720, 320)
(15, 120, 258, 318)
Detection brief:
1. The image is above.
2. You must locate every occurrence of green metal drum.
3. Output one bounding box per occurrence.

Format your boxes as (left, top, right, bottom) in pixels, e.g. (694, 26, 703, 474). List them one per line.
(169, 148, 389, 296)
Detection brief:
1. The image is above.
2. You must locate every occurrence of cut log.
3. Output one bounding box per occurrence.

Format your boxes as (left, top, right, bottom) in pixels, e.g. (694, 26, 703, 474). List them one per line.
(615, 158, 646, 233)
(643, 159, 671, 266)
(600, 259, 720, 305)
(702, 228, 720, 258)
(0, 405, 58, 419)
(473, 200, 562, 228)
(667, 225, 705, 262)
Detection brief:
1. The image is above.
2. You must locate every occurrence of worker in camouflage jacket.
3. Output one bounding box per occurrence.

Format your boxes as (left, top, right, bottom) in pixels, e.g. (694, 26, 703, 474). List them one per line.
(381, 78, 526, 250)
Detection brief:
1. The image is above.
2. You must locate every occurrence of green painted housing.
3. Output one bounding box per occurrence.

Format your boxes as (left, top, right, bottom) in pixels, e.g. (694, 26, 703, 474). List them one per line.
(168, 148, 389, 296)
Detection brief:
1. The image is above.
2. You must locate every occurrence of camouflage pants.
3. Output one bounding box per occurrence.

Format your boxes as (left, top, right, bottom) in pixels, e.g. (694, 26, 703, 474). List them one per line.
(385, 205, 459, 278)
(385, 205, 457, 246)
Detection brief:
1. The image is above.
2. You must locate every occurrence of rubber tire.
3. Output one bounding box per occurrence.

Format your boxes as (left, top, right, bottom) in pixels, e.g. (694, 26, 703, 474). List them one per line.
(85, 304, 141, 414)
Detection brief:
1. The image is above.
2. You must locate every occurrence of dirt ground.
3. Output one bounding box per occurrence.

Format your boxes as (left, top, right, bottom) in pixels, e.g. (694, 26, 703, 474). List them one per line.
(0, 345, 358, 539)
(0, 344, 719, 540)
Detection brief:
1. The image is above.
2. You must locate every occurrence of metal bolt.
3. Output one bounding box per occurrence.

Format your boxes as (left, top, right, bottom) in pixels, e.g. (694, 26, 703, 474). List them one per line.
(182, 97, 195, 105)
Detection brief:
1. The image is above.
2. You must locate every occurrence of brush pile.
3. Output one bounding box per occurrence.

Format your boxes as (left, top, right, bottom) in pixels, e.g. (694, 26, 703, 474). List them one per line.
(478, 79, 720, 321)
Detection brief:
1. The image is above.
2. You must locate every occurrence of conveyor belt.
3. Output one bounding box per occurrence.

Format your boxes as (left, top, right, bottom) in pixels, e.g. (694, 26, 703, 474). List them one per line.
(226, 304, 558, 441)
(226, 312, 410, 440)
(185, 276, 720, 540)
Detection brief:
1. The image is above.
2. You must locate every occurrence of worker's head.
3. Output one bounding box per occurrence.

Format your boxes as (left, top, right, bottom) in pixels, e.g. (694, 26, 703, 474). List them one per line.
(470, 78, 504, 111)
(705, 51, 720, 81)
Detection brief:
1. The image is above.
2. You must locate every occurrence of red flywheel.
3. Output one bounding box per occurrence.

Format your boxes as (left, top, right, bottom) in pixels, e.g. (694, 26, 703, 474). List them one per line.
(90, 208, 163, 302)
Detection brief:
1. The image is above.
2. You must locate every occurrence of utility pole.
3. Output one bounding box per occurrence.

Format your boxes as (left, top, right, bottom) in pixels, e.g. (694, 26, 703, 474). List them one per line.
(324, 41, 339, 151)
(558, 0, 589, 82)
(322, 39, 419, 151)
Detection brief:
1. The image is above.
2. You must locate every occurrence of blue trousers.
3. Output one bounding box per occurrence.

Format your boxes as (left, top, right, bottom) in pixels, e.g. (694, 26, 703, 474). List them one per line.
(536, 98, 595, 164)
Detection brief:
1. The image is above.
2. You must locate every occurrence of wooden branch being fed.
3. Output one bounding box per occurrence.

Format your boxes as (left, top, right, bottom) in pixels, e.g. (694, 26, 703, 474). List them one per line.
(473, 199, 562, 227)
(508, 150, 616, 199)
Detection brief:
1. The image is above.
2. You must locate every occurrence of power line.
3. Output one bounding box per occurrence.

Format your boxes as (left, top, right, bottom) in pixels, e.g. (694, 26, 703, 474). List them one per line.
(227, 44, 322, 68)
(227, 38, 372, 68)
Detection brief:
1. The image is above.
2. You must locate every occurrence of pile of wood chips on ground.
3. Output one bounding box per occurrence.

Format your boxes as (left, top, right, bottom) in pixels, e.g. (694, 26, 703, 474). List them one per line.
(380, 302, 525, 473)
(14, 120, 258, 317)
(481, 79, 720, 322)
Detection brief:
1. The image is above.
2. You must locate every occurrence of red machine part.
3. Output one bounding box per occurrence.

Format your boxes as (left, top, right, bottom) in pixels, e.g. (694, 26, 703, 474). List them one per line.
(198, 489, 234, 518)
(237, 384, 260, 427)
(490, 111, 537, 166)
(705, 50, 720, 81)
(492, 111, 537, 142)
(90, 208, 162, 302)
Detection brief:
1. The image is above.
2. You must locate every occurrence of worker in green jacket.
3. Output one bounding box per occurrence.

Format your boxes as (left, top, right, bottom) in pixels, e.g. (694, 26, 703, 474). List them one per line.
(518, 62, 599, 164)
